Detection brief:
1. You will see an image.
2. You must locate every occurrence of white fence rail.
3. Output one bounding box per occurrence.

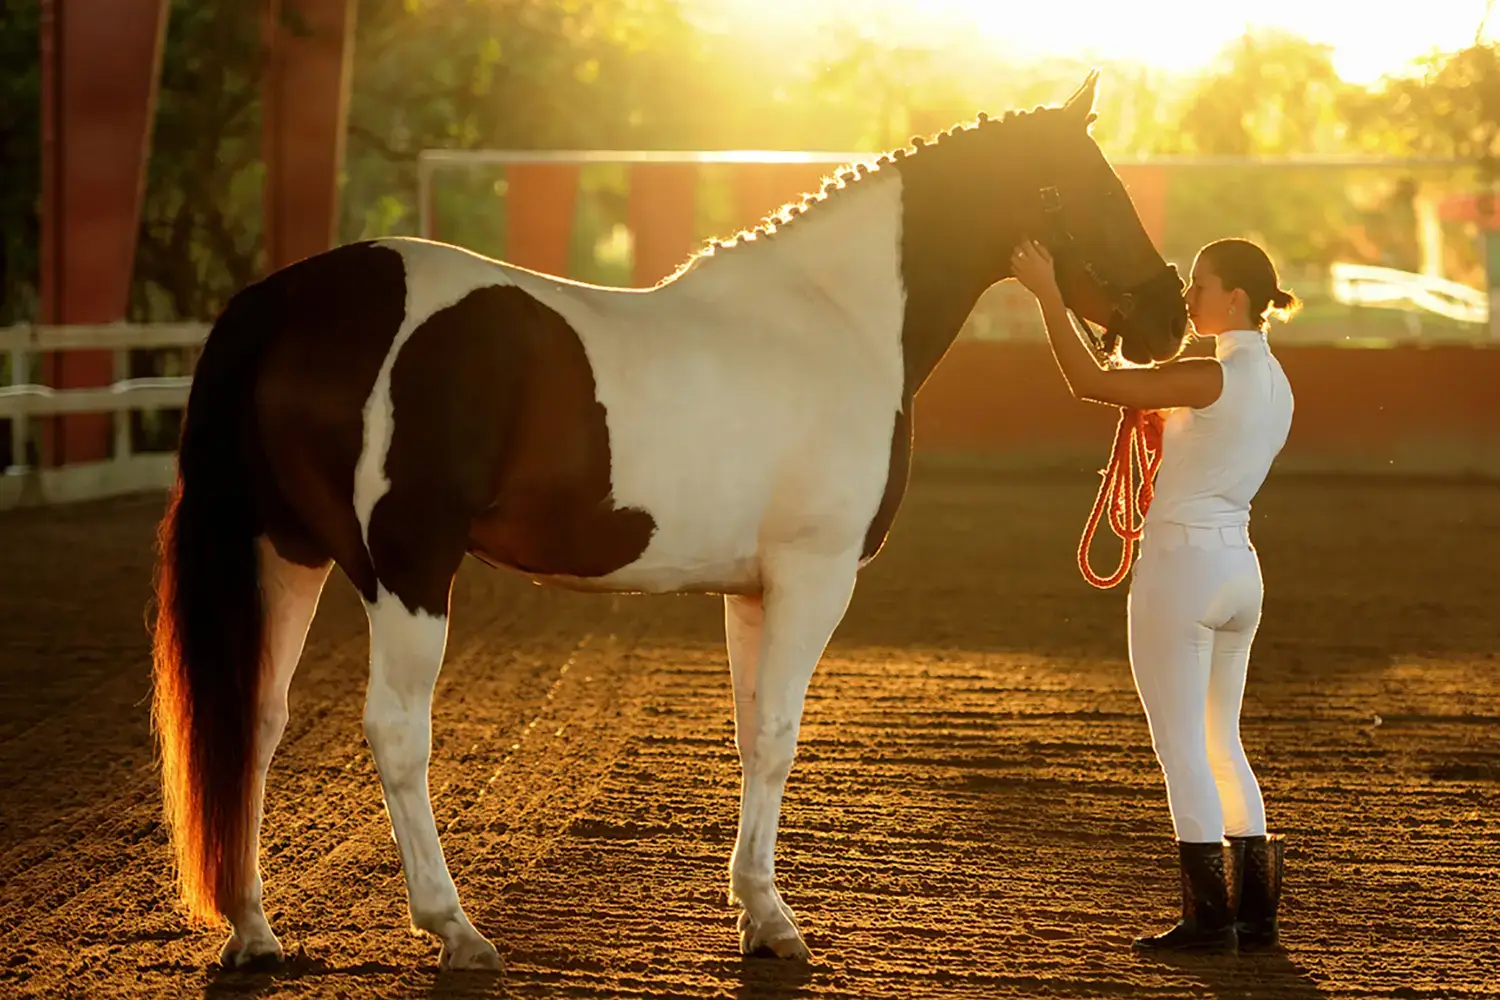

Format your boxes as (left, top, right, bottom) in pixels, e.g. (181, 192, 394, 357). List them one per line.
(0, 322, 208, 510)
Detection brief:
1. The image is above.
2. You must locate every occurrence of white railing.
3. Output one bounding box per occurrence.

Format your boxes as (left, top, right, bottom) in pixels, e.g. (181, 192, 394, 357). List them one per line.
(0, 322, 208, 510)
(1329, 262, 1490, 325)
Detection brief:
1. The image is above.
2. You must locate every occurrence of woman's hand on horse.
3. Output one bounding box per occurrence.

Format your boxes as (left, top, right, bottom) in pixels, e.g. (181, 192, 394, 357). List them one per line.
(1011, 240, 1061, 302)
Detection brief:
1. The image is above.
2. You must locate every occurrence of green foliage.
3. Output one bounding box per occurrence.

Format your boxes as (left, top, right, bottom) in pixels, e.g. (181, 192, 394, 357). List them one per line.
(1345, 43, 1500, 164)
(340, 0, 701, 248)
(1145, 31, 1361, 269)
(131, 0, 264, 322)
(0, 1, 39, 326)
(2, 3, 1500, 328)
(1171, 30, 1352, 156)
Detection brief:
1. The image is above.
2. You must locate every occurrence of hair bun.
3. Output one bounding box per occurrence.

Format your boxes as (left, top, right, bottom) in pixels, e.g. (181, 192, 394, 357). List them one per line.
(1267, 286, 1301, 321)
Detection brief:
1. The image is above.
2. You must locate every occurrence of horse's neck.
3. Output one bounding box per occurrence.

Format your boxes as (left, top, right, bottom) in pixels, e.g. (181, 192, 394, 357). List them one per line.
(889, 163, 1006, 403)
(675, 179, 906, 364)
(758, 178, 906, 326)
(675, 174, 987, 405)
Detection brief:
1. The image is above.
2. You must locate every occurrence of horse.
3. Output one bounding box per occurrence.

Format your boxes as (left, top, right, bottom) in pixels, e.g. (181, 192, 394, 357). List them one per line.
(149, 70, 1189, 971)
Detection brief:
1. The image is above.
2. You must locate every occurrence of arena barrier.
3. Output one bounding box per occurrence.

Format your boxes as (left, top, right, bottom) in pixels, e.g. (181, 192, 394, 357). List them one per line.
(914, 339, 1500, 478)
(3, 323, 1497, 510)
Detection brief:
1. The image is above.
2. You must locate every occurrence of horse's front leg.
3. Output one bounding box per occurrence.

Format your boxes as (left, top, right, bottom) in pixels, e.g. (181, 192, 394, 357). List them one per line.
(725, 548, 858, 959)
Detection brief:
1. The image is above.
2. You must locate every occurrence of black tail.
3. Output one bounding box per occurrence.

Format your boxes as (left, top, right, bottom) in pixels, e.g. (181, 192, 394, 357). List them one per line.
(151, 281, 279, 924)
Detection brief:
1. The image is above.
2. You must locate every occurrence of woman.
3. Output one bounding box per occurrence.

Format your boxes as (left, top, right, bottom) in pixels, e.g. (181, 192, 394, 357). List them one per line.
(1011, 236, 1296, 954)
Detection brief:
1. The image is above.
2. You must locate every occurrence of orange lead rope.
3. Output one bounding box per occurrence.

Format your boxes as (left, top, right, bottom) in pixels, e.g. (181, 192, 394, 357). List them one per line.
(1078, 407, 1165, 589)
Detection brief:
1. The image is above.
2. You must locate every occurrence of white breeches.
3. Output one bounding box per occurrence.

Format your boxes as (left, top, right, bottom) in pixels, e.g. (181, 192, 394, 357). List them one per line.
(1127, 522, 1268, 843)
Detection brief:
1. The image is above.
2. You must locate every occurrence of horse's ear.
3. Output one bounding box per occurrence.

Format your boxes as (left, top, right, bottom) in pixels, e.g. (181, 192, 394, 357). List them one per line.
(1064, 69, 1100, 123)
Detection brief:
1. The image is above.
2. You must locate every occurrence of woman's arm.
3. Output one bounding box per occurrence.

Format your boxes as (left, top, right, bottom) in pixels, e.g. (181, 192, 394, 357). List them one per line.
(1013, 240, 1222, 411)
(1033, 286, 1223, 410)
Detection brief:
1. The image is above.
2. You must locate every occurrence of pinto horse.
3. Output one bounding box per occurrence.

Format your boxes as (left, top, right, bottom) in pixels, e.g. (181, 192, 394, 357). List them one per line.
(150, 71, 1188, 970)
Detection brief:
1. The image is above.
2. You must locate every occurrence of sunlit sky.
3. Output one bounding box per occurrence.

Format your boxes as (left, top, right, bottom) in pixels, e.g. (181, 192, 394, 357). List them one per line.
(707, 0, 1496, 83)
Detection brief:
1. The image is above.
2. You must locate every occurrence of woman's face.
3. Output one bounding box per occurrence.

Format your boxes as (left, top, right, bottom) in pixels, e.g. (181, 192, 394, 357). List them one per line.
(1184, 255, 1245, 337)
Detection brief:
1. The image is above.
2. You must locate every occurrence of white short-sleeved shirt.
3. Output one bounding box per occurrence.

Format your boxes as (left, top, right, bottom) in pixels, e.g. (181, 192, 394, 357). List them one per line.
(1144, 329, 1295, 530)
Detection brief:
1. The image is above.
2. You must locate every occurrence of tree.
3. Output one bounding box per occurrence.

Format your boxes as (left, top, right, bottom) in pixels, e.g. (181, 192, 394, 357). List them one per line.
(1343, 43, 1500, 166)
(1173, 29, 1352, 156)
(3, 3, 1494, 327)
(1337, 43, 1500, 282)
(130, 0, 265, 323)
(0, 1, 40, 327)
(1159, 30, 1369, 269)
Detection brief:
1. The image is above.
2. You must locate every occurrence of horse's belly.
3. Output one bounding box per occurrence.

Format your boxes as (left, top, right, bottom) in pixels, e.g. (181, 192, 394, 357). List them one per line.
(563, 496, 768, 594)
(528, 552, 762, 596)
(467, 483, 766, 595)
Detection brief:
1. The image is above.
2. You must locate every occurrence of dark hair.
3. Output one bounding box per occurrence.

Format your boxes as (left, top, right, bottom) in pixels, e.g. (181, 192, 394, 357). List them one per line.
(1199, 238, 1300, 324)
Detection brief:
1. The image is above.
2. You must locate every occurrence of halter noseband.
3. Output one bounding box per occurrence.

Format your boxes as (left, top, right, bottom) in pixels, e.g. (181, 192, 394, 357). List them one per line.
(1036, 184, 1182, 363)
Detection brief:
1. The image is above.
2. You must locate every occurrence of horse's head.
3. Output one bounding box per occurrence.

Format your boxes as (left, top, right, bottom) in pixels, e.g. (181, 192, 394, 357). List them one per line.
(897, 71, 1188, 366)
(1023, 72, 1188, 365)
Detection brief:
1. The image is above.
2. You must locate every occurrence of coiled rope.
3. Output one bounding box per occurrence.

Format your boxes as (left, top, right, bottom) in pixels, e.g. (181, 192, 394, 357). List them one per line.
(1077, 407, 1164, 588)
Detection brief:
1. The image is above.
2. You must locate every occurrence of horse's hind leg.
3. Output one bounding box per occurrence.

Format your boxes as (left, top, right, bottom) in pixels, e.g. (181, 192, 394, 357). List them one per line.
(221, 538, 330, 967)
(362, 585, 499, 970)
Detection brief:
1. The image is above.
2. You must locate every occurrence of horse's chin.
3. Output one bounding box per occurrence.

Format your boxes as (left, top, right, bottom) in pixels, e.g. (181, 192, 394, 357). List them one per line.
(1117, 319, 1189, 366)
(1118, 337, 1152, 366)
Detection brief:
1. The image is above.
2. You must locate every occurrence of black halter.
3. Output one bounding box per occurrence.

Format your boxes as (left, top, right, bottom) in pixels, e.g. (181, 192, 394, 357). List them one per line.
(1036, 184, 1183, 364)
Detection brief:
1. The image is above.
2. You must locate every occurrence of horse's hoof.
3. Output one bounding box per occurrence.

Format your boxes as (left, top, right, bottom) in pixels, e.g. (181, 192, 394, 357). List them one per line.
(763, 933, 812, 960)
(219, 932, 284, 970)
(439, 935, 503, 972)
(738, 911, 811, 960)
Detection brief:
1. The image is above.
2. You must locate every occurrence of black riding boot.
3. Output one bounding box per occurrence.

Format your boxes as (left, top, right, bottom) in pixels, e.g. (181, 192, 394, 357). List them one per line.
(1132, 841, 1238, 953)
(1227, 833, 1284, 948)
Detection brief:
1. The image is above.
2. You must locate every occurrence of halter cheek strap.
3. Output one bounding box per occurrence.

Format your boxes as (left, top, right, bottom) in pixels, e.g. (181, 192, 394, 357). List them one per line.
(1033, 184, 1182, 364)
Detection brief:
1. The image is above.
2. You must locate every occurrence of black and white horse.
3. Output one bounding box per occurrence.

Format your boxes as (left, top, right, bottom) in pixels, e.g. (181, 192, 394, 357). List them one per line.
(150, 71, 1189, 969)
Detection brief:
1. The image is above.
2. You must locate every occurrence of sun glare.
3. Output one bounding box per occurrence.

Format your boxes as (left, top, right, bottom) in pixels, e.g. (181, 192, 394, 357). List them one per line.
(723, 0, 1493, 83)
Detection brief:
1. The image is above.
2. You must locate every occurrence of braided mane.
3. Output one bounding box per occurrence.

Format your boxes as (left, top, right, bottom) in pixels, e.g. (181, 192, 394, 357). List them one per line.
(669, 107, 1049, 280)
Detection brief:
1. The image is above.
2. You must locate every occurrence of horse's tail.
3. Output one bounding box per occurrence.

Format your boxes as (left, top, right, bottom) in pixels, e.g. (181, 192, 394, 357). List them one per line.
(151, 279, 280, 924)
